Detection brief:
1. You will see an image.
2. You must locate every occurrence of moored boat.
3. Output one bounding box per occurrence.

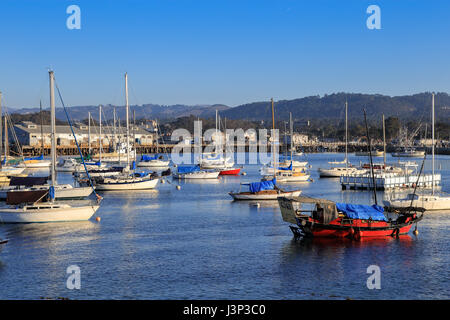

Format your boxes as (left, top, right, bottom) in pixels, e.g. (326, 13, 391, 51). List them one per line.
(137, 154, 170, 167)
(219, 168, 241, 176)
(278, 195, 423, 239)
(172, 165, 219, 179)
(229, 178, 302, 200)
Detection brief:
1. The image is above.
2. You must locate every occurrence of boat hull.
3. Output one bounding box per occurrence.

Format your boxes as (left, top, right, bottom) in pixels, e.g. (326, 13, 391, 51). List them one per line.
(383, 198, 450, 211)
(95, 177, 159, 190)
(229, 190, 302, 200)
(0, 204, 99, 223)
(18, 160, 52, 168)
(137, 160, 170, 167)
(173, 171, 220, 179)
(318, 167, 366, 178)
(278, 197, 422, 239)
(219, 168, 241, 176)
(4, 185, 94, 201)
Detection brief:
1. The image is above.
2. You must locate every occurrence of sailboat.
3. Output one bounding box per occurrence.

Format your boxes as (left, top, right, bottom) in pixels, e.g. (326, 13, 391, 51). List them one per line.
(138, 121, 170, 167)
(384, 93, 450, 211)
(319, 101, 365, 178)
(172, 165, 220, 179)
(199, 110, 235, 170)
(0, 94, 25, 176)
(95, 73, 159, 191)
(262, 112, 310, 182)
(260, 117, 307, 174)
(230, 99, 302, 200)
(16, 101, 51, 169)
(0, 70, 100, 223)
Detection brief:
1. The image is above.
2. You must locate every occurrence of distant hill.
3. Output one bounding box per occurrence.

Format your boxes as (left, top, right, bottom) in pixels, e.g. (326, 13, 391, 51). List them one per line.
(7, 103, 231, 122)
(219, 92, 450, 122)
(6, 92, 450, 124)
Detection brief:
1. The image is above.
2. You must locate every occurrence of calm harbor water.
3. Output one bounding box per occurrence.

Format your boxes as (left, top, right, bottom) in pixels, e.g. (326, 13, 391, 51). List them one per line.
(0, 153, 449, 299)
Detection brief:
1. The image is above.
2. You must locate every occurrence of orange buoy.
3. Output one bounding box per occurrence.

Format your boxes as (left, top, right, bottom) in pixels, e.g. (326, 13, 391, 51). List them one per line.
(95, 217, 101, 222)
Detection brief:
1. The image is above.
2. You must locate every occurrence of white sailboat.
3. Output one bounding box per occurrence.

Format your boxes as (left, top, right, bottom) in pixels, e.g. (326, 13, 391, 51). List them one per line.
(138, 121, 170, 167)
(261, 112, 310, 182)
(0, 70, 100, 223)
(384, 93, 450, 211)
(172, 165, 220, 179)
(199, 110, 235, 170)
(319, 101, 365, 178)
(0, 94, 25, 176)
(230, 99, 302, 199)
(95, 73, 159, 191)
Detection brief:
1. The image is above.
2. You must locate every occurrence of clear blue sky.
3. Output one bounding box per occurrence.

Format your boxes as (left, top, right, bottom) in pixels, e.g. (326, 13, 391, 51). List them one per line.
(0, 0, 449, 108)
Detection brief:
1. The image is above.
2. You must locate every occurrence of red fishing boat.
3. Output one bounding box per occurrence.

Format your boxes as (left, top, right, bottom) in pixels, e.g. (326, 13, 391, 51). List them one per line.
(219, 168, 241, 176)
(278, 195, 423, 239)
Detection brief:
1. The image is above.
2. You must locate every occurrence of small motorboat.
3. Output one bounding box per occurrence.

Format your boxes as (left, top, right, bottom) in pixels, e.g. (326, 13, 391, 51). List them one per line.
(229, 178, 302, 200)
(219, 168, 241, 176)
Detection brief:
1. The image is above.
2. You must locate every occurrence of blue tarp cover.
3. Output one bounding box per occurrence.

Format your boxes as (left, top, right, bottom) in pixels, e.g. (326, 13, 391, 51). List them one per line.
(85, 161, 101, 166)
(24, 154, 44, 161)
(249, 178, 277, 193)
(335, 203, 387, 221)
(278, 162, 293, 170)
(177, 165, 201, 174)
(49, 186, 55, 200)
(141, 154, 158, 161)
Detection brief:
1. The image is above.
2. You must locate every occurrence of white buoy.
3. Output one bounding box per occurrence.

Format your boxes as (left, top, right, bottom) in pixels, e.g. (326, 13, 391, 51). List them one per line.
(176, 185, 181, 190)
(242, 172, 247, 176)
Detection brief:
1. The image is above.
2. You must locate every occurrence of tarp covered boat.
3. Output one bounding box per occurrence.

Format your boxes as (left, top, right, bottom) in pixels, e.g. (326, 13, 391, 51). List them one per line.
(278, 196, 423, 239)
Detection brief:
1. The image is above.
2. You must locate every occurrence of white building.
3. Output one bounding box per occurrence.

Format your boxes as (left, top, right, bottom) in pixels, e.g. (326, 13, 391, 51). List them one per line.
(11, 121, 156, 147)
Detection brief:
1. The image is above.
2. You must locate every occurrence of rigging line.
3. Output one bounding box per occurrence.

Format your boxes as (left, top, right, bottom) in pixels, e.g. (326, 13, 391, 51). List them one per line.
(54, 80, 102, 201)
(6, 111, 23, 160)
(2, 105, 25, 162)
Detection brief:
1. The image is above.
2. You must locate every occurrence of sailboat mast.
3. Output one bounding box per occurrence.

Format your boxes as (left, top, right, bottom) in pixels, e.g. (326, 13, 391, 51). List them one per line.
(382, 114, 386, 171)
(4, 116, 7, 161)
(133, 109, 136, 163)
(290, 112, 293, 161)
(88, 111, 91, 155)
(49, 70, 56, 187)
(271, 98, 276, 178)
(432, 93, 435, 195)
(363, 109, 377, 205)
(345, 101, 348, 168)
(99, 105, 102, 163)
(113, 107, 116, 151)
(125, 73, 130, 168)
(0, 91, 2, 169)
(40, 100, 44, 156)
